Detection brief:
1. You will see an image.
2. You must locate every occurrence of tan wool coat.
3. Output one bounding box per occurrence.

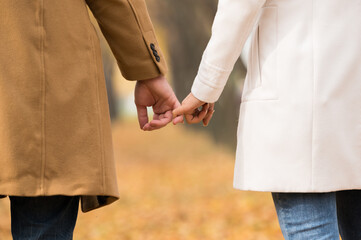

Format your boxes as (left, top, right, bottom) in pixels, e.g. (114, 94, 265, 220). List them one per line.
(0, 0, 167, 212)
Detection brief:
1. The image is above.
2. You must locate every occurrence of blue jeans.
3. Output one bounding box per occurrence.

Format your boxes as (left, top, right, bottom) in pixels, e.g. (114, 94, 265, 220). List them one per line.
(272, 191, 361, 240)
(9, 196, 79, 240)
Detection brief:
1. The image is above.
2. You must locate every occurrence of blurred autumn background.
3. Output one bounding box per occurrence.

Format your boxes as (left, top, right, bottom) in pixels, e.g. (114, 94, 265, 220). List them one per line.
(0, 0, 282, 239)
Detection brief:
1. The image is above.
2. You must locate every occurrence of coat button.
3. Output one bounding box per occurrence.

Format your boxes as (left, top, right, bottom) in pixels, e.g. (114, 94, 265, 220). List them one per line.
(150, 43, 156, 51)
(150, 43, 160, 62)
(152, 50, 159, 57)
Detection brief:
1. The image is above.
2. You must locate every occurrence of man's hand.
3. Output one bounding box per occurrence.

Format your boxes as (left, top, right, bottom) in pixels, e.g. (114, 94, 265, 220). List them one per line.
(173, 93, 215, 126)
(135, 75, 183, 131)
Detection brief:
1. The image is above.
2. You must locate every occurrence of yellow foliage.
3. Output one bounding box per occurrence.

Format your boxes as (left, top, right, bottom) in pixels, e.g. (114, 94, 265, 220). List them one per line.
(0, 120, 282, 240)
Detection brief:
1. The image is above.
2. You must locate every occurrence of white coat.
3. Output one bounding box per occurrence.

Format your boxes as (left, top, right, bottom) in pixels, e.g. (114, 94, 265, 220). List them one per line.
(191, 0, 361, 192)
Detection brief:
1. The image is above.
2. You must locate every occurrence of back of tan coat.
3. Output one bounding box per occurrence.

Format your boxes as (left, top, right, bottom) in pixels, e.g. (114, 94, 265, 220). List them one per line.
(0, 0, 167, 212)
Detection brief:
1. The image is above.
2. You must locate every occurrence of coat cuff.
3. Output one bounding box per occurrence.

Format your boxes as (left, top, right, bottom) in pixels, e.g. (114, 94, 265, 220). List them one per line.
(191, 59, 232, 103)
(117, 31, 167, 81)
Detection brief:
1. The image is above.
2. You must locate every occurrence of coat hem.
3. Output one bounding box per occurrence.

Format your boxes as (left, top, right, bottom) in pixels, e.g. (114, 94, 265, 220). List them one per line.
(0, 190, 119, 213)
(233, 184, 361, 193)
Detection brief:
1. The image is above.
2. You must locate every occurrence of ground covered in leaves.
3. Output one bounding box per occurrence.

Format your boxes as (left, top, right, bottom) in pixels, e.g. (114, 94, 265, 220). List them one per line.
(0, 120, 282, 240)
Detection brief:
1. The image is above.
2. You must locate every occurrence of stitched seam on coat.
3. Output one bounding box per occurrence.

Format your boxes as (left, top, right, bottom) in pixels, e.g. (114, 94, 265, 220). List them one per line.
(84, 0, 105, 193)
(202, 60, 233, 73)
(241, 0, 267, 187)
(126, 0, 144, 32)
(39, 0, 46, 195)
(126, 0, 161, 71)
(90, 33, 105, 194)
(197, 74, 224, 90)
(310, 0, 315, 190)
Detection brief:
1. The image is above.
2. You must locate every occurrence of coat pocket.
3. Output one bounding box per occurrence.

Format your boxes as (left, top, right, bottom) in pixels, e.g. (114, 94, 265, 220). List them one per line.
(242, 6, 278, 102)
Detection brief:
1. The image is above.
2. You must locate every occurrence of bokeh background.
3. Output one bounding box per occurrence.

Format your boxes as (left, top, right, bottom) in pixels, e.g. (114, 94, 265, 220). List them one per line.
(0, 1, 282, 239)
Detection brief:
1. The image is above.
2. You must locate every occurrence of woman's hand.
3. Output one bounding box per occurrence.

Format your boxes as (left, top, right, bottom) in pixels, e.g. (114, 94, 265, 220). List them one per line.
(172, 93, 215, 126)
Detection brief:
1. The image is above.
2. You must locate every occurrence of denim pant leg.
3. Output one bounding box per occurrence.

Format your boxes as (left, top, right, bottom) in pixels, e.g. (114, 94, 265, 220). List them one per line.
(272, 192, 340, 240)
(10, 196, 79, 240)
(336, 190, 361, 240)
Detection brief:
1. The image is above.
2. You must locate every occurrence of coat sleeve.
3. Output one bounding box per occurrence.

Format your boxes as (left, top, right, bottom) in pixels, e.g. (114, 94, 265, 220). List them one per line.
(191, 0, 266, 103)
(85, 0, 167, 80)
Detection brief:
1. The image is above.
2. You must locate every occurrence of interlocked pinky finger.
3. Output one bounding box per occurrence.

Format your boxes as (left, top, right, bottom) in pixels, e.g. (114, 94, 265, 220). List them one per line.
(203, 109, 215, 126)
